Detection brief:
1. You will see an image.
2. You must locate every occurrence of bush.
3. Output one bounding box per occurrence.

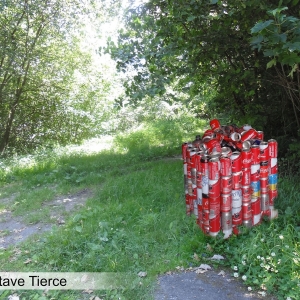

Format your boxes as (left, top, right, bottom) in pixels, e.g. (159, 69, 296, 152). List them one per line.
(113, 117, 207, 158)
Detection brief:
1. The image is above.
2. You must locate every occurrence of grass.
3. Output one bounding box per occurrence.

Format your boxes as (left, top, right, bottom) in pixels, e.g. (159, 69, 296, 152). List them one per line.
(0, 119, 206, 300)
(0, 118, 299, 300)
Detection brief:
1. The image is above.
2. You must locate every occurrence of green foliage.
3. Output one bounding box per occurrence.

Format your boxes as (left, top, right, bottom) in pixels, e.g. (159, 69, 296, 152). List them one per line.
(107, 0, 300, 147)
(103, 84, 212, 137)
(114, 117, 207, 158)
(250, 5, 300, 139)
(0, 0, 121, 155)
(279, 138, 300, 176)
(250, 7, 300, 69)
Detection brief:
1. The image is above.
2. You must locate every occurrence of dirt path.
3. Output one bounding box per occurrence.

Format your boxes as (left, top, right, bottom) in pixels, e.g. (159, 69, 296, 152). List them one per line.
(0, 188, 92, 249)
(0, 136, 115, 250)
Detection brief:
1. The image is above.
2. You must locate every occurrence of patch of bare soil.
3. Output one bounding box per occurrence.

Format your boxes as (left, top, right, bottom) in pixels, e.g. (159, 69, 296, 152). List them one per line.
(0, 188, 92, 249)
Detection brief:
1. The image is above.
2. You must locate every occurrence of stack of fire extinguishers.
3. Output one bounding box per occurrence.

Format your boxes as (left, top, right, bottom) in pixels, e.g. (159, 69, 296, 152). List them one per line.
(182, 119, 278, 238)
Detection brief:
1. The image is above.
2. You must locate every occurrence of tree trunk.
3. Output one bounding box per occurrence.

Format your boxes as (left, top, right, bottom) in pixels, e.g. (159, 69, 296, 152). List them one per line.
(0, 104, 17, 155)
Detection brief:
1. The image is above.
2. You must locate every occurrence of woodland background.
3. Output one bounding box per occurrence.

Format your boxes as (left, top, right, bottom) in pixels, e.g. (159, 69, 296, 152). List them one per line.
(1, 0, 300, 172)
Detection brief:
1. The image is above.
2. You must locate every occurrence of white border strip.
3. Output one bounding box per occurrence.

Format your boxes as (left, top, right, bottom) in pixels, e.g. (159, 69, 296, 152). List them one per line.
(0, 272, 128, 290)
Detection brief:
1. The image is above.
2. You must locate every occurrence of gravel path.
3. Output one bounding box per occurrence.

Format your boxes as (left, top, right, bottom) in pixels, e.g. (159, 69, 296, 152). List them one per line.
(154, 268, 277, 300)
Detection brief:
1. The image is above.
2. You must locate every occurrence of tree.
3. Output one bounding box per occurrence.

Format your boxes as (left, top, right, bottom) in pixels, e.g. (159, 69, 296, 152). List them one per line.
(107, 0, 300, 140)
(250, 6, 300, 129)
(0, 0, 121, 155)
